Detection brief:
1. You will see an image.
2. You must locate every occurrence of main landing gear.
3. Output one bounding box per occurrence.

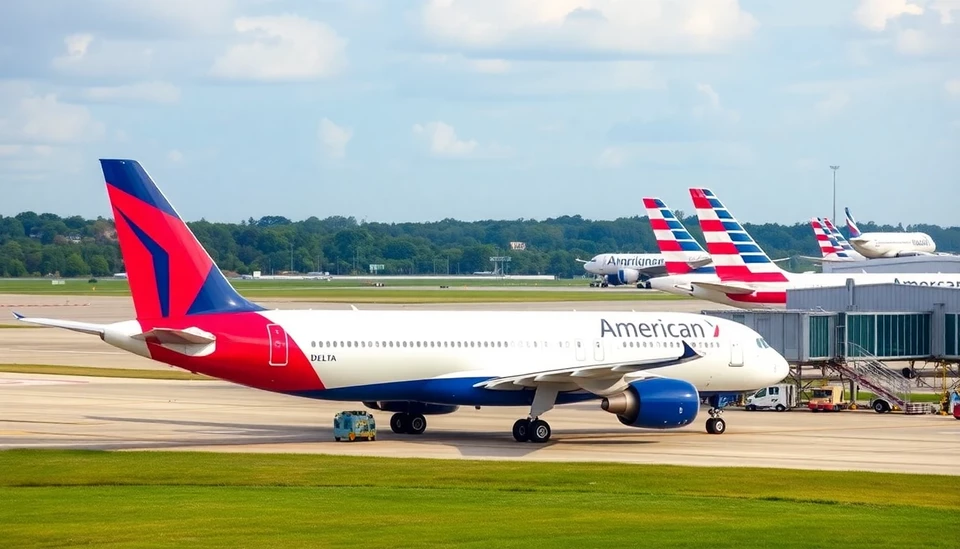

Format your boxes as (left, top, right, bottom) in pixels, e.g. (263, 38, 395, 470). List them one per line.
(705, 394, 736, 435)
(390, 412, 427, 435)
(512, 385, 559, 443)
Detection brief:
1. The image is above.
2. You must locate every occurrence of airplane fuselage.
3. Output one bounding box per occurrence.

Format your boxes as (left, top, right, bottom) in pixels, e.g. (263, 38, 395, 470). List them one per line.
(584, 253, 665, 276)
(849, 232, 936, 259)
(102, 310, 787, 403)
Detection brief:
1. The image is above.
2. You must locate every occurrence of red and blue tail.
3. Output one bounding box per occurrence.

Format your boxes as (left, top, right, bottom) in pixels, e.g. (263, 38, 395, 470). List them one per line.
(642, 197, 714, 275)
(102, 159, 264, 320)
(844, 207, 862, 238)
(688, 188, 789, 283)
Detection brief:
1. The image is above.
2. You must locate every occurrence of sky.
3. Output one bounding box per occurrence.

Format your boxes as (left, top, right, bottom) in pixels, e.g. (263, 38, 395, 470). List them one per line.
(0, 0, 958, 226)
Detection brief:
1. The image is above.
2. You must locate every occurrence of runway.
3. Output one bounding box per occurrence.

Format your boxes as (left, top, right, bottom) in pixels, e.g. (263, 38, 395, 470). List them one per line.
(2, 372, 958, 475)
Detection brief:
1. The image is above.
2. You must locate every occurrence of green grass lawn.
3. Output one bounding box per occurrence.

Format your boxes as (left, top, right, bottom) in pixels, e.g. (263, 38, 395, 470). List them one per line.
(0, 278, 682, 302)
(0, 450, 957, 548)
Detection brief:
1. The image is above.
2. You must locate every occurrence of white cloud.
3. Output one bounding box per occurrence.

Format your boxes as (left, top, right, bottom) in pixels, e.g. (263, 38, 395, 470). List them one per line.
(167, 149, 184, 163)
(64, 34, 94, 59)
(412, 121, 478, 157)
(420, 0, 758, 56)
(318, 118, 353, 159)
(83, 81, 181, 104)
(421, 54, 511, 74)
(946, 79, 960, 96)
(0, 90, 105, 145)
(52, 34, 158, 78)
(853, 0, 923, 31)
(470, 58, 511, 74)
(930, 0, 960, 23)
(210, 15, 347, 81)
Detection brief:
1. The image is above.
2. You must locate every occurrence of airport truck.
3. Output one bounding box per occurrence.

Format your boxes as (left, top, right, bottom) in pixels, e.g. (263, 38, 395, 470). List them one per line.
(808, 386, 850, 412)
(333, 411, 377, 441)
(744, 383, 796, 411)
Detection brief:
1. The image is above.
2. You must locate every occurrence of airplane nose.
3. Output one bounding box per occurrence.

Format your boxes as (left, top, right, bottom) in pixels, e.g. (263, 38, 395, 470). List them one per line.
(773, 354, 790, 381)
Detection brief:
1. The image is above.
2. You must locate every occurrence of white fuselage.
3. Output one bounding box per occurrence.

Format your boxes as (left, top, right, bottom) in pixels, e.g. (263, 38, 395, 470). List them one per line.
(583, 254, 664, 276)
(106, 310, 789, 398)
(849, 232, 936, 259)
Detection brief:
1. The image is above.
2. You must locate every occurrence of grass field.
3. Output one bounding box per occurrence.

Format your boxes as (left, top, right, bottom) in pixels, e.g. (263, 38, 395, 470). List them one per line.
(0, 450, 957, 548)
(0, 278, 683, 302)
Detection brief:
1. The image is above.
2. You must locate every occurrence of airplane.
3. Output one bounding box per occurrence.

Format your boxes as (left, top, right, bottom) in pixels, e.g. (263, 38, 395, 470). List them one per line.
(822, 217, 866, 260)
(845, 207, 937, 258)
(800, 218, 857, 263)
(13, 159, 790, 440)
(578, 252, 711, 288)
(647, 188, 960, 309)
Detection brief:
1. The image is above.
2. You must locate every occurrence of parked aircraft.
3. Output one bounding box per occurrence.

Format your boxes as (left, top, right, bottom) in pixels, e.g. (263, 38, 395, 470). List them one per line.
(801, 218, 857, 263)
(14, 159, 790, 440)
(845, 207, 936, 258)
(822, 217, 866, 260)
(578, 252, 711, 287)
(647, 189, 960, 309)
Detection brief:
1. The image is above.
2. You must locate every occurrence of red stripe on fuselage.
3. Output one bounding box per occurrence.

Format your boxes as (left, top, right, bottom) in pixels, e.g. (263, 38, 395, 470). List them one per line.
(139, 312, 324, 392)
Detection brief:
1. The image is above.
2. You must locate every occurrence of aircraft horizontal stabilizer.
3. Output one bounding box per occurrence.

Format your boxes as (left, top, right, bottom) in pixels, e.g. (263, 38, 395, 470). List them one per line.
(474, 341, 701, 391)
(691, 281, 755, 295)
(685, 258, 713, 270)
(131, 327, 216, 345)
(770, 257, 791, 263)
(12, 313, 105, 336)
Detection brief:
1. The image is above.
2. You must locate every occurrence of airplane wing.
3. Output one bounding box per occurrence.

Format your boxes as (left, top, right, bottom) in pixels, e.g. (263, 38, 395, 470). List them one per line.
(686, 257, 713, 270)
(770, 257, 791, 263)
(574, 258, 587, 264)
(474, 341, 701, 391)
(691, 281, 756, 295)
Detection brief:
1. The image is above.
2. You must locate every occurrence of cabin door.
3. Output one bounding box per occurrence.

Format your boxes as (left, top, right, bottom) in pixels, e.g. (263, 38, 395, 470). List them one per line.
(575, 339, 586, 361)
(729, 341, 744, 367)
(267, 324, 289, 366)
(593, 339, 605, 361)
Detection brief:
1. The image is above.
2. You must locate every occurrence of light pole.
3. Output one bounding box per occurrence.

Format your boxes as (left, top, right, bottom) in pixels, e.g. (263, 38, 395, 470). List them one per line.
(830, 165, 840, 223)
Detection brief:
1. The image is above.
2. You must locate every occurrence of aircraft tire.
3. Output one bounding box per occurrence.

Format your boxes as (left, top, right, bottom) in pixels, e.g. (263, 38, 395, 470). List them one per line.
(512, 419, 530, 442)
(390, 413, 408, 434)
(529, 420, 551, 443)
(407, 413, 427, 435)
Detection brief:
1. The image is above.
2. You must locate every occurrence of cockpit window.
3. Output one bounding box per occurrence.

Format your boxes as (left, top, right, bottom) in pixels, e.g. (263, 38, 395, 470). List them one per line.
(756, 338, 771, 349)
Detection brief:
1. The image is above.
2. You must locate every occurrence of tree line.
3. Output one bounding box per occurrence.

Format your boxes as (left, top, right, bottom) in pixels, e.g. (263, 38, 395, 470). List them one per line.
(1, 210, 958, 279)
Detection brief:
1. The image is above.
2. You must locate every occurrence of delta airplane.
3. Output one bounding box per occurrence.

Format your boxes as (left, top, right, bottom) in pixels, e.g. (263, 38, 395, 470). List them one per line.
(845, 207, 936, 258)
(646, 189, 960, 309)
(13, 159, 789, 440)
(578, 252, 711, 287)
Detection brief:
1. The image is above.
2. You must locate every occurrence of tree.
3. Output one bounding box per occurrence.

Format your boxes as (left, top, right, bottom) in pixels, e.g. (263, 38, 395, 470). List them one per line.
(63, 254, 89, 277)
(88, 255, 111, 277)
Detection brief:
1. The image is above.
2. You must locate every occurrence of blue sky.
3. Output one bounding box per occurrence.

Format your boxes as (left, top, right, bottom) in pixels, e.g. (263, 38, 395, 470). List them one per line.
(0, 0, 958, 226)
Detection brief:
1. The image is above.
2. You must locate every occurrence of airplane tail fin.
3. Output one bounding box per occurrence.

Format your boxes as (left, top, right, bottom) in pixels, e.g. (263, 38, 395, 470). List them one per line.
(688, 188, 788, 283)
(642, 197, 714, 275)
(844, 207, 862, 238)
(823, 217, 852, 250)
(810, 218, 837, 258)
(101, 159, 264, 320)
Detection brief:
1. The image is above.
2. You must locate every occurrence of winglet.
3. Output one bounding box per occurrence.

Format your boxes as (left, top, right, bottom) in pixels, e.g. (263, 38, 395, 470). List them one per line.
(679, 340, 699, 360)
(12, 311, 24, 320)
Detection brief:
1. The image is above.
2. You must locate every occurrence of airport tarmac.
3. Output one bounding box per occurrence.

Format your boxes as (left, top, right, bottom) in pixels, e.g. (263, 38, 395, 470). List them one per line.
(2, 372, 958, 475)
(0, 293, 730, 369)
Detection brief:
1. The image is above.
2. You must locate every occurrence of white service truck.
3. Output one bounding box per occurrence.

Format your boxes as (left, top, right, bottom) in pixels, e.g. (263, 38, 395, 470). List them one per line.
(744, 383, 796, 412)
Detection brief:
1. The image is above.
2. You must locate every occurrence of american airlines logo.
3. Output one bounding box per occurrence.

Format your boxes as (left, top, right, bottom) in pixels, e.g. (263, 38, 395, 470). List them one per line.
(893, 278, 959, 288)
(605, 256, 664, 267)
(600, 318, 717, 339)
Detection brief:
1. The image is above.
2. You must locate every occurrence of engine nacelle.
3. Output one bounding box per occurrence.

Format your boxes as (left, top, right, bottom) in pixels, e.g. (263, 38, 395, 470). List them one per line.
(605, 268, 640, 286)
(600, 378, 699, 429)
(362, 401, 459, 415)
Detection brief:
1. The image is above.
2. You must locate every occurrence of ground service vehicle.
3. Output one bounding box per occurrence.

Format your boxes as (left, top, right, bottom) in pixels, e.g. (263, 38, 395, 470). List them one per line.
(745, 383, 795, 411)
(334, 411, 376, 441)
(808, 386, 849, 412)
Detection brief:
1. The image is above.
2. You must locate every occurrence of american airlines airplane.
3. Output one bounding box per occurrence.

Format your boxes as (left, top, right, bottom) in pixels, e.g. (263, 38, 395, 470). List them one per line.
(802, 218, 857, 263)
(822, 217, 866, 260)
(845, 207, 937, 258)
(646, 189, 960, 309)
(13, 159, 789, 440)
(579, 252, 711, 287)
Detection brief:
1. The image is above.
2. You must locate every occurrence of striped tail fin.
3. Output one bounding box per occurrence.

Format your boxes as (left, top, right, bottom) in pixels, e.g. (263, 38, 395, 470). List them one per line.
(810, 217, 838, 258)
(102, 159, 264, 320)
(642, 197, 714, 275)
(688, 188, 789, 283)
(844, 207, 862, 238)
(823, 217, 854, 252)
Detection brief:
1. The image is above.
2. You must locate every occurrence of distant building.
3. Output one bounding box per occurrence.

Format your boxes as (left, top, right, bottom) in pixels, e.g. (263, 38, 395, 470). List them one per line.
(509, 241, 526, 250)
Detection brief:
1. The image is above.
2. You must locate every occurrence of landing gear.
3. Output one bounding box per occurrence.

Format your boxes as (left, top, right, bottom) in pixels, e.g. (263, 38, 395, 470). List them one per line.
(390, 412, 427, 435)
(705, 394, 735, 435)
(512, 385, 559, 443)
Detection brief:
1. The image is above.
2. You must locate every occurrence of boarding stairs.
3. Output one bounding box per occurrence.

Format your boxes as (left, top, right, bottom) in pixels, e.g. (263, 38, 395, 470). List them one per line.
(833, 343, 911, 410)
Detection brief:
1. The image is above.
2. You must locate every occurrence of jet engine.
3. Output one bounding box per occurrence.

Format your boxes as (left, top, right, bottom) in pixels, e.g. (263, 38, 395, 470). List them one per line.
(600, 378, 699, 429)
(362, 401, 459, 415)
(605, 268, 640, 286)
